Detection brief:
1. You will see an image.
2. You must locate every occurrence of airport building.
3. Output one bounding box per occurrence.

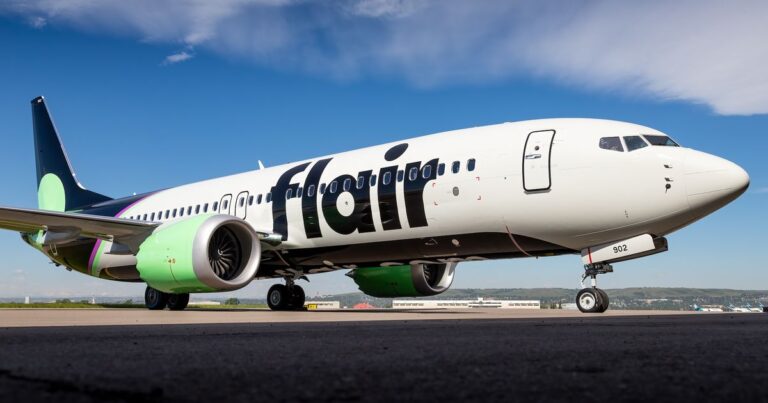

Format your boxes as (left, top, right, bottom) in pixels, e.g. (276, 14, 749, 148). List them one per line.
(392, 298, 540, 310)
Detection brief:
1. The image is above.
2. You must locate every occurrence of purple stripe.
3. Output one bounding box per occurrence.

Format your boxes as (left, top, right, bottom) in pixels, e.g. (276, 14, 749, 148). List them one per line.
(88, 193, 154, 275)
(87, 239, 102, 275)
(114, 197, 147, 218)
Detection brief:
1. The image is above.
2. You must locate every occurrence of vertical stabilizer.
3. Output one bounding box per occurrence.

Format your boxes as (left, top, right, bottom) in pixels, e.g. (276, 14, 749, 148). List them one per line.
(32, 96, 111, 211)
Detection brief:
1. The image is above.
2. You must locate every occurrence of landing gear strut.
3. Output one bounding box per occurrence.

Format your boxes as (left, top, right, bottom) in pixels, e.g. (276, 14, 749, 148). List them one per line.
(576, 263, 613, 313)
(267, 277, 306, 311)
(144, 286, 190, 311)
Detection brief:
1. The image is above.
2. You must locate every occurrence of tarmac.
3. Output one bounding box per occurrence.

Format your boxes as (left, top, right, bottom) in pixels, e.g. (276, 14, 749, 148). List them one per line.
(0, 309, 766, 402)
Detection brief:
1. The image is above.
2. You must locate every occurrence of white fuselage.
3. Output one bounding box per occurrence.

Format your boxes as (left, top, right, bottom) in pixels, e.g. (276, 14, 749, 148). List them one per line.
(93, 118, 748, 277)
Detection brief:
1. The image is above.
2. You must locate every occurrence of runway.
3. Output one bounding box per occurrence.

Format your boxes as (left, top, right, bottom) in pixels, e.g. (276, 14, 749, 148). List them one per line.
(0, 307, 691, 327)
(1, 310, 766, 402)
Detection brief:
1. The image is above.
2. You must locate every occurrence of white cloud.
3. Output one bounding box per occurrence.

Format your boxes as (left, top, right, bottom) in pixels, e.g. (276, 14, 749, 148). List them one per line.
(1, 0, 767, 115)
(30, 16, 46, 28)
(163, 50, 194, 65)
(348, 0, 426, 19)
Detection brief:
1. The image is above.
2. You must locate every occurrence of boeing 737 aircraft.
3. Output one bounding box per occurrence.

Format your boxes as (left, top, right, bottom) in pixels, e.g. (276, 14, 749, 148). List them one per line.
(0, 97, 749, 312)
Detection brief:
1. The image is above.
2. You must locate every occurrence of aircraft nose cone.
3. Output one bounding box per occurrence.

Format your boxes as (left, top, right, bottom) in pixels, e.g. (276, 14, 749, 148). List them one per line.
(685, 151, 749, 214)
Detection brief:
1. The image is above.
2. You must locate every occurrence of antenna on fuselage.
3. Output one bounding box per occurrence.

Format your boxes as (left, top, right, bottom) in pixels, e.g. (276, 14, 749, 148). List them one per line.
(258, 160, 265, 170)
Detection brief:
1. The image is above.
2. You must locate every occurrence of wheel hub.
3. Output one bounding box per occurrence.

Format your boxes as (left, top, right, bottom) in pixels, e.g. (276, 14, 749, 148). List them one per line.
(579, 293, 596, 310)
(269, 290, 281, 305)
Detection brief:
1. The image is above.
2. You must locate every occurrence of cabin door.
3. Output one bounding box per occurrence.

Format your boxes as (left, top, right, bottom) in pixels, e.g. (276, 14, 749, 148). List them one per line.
(522, 130, 555, 192)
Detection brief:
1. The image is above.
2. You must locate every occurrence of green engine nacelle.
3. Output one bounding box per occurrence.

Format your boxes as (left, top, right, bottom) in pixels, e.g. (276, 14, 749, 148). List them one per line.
(136, 214, 261, 294)
(348, 263, 457, 298)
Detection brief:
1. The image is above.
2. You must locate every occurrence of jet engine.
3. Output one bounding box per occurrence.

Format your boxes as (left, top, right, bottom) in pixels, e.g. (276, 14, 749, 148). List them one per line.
(136, 215, 261, 293)
(348, 262, 457, 298)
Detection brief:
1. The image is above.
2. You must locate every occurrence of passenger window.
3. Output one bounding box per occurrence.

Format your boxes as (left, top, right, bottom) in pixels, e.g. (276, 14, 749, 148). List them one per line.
(143, 214, 147, 221)
(257, 194, 263, 204)
(357, 176, 365, 189)
(643, 135, 679, 147)
(203, 203, 209, 212)
(307, 185, 315, 197)
(330, 181, 338, 194)
(150, 213, 155, 221)
(422, 165, 432, 179)
(286, 188, 293, 199)
(438, 163, 445, 176)
(383, 172, 391, 185)
(248, 196, 254, 206)
(266, 193, 272, 203)
(599, 137, 624, 152)
(319, 183, 326, 194)
(165, 210, 170, 219)
(467, 159, 476, 172)
(223, 200, 229, 210)
(343, 178, 351, 192)
(187, 206, 192, 215)
(624, 136, 648, 152)
(213, 201, 219, 211)
(178, 208, 183, 217)
(408, 167, 418, 181)
(298, 187, 304, 198)
(239, 198, 244, 207)
(172, 209, 177, 218)
(195, 205, 200, 214)
(397, 170, 404, 182)
(369, 175, 377, 187)
(452, 161, 460, 174)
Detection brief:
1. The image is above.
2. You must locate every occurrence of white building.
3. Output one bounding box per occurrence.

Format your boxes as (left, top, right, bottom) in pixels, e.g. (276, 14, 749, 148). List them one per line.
(304, 301, 341, 310)
(392, 298, 540, 310)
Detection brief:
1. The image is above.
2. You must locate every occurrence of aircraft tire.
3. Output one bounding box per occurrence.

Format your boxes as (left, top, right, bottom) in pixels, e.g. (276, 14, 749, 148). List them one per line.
(167, 293, 190, 311)
(596, 288, 609, 313)
(145, 286, 169, 310)
(288, 285, 306, 311)
(576, 288, 601, 313)
(267, 284, 290, 311)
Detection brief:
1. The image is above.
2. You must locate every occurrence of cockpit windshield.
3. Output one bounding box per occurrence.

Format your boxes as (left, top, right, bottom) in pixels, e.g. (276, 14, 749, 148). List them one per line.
(643, 135, 680, 147)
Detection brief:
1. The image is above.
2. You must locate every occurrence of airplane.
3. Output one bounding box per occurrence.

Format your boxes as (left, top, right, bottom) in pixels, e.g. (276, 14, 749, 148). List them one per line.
(0, 97, 750, 313)
(746, 304, 764, 313)
(728, 305, 752, 313)
(693, 304, 724, 313)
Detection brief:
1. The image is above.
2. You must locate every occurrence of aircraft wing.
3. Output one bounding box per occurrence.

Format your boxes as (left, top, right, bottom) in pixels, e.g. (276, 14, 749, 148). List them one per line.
(0, 206, 158, 250)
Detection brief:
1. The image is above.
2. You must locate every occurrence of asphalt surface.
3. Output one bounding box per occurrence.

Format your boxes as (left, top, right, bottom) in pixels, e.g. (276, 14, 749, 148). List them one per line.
(0, 307, 689, 327)
(0, 313, 766, 402)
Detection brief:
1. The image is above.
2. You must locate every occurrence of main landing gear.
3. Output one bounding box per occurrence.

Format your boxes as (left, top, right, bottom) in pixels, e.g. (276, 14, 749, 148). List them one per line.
(145, 286, 190, 311)
(576, 263, 613, 313)
(267, 276, 307, 311)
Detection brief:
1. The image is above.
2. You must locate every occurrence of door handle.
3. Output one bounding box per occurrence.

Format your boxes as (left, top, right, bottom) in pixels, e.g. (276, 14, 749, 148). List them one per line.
(525, 154, 541, 160)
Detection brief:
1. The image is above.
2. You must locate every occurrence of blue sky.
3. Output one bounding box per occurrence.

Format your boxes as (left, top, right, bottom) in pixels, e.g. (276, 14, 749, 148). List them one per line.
(0, 1, 766, 298)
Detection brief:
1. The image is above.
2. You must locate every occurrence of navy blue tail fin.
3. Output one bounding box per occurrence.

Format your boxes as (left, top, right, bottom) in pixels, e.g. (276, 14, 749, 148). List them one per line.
(32, 96, 112, 212)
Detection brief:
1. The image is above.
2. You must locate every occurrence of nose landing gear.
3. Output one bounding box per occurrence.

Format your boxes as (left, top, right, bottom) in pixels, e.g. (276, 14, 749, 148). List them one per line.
(576, 263, 613, 313)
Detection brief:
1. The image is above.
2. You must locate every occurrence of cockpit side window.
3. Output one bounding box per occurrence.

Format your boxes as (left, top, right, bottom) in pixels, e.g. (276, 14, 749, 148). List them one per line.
(623, 136, 649, 152)
(643, 135, 680, 147)
(599, 137, 624, 152)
